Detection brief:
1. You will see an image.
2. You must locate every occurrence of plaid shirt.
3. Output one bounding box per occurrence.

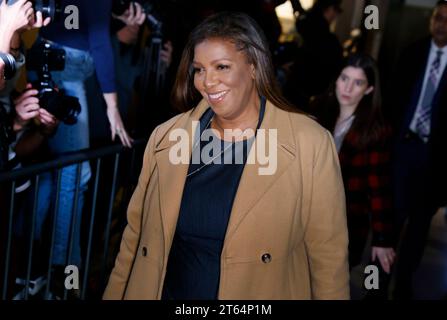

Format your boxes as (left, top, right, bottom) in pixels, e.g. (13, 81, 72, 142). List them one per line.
(338, 128, 394, 248)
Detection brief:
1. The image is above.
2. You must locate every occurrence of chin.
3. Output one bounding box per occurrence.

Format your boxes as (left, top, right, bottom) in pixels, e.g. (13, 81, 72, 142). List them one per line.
(208, 98, 230, 112)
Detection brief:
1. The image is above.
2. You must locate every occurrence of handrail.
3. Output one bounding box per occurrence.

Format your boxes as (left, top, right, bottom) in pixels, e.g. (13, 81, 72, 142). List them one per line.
(0, 138, 147, 183)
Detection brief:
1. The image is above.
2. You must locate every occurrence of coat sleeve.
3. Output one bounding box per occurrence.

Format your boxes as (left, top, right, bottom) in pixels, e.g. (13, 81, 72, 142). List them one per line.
(103, 127, 159, 299)
(367, 139, 394, 247)
(304, 130, 350, 299)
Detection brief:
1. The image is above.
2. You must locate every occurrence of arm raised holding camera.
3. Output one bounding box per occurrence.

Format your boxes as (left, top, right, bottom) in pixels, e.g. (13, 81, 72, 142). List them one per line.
(0, 0, 51, 50)
(13, 83, 58, 157)
(115, 2, 146, 45)
(12, 84, 40, 132)
(0, 0, 33, 51)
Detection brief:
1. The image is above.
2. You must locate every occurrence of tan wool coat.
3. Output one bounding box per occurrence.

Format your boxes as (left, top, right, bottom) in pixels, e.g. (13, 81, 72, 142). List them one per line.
(103, 100, 350, 300)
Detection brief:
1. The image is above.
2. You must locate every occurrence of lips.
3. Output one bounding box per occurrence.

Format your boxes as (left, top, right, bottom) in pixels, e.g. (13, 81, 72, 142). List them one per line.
(207, 90, 229, 103)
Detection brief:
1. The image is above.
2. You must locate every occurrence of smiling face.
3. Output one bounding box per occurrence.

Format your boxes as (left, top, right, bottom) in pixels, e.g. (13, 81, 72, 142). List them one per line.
(192, 38, 259, 120)
(335, 66, 374, 110)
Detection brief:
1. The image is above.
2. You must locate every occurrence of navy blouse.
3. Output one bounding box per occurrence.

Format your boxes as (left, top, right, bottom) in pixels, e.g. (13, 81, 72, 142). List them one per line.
(162, 98, 266, 300)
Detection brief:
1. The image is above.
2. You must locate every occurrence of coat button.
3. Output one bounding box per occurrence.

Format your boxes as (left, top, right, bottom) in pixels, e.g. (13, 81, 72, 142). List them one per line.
(142, 247, 147, 257)
(261, 253, 272, 263)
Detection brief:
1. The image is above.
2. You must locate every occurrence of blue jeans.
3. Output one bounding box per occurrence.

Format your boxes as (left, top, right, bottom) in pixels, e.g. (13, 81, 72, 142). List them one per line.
(27, 42, 95, 267)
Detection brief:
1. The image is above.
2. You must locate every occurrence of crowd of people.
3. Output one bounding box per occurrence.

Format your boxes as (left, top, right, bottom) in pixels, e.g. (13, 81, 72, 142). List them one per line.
(0, 0, 446, 300)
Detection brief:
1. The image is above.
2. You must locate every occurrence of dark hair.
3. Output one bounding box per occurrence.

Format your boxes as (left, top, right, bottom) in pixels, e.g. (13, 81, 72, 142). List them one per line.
(437, 0, 447, 7)
(171, 11, 298, 113)
(313, 53, 387, 150)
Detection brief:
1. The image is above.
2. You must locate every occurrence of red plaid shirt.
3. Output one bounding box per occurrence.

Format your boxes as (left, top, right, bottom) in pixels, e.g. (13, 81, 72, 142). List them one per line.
(338, 128, 394, 248)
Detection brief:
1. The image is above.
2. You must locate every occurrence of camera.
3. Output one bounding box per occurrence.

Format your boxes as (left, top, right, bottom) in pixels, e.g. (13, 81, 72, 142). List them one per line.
(34, 0, 62, 21)
(7, 0, 62, 21)
(112, 0, 151, 16)
(0, 52, 17, 80)
(112, 0, 162, 30)
(26, 41, 81, 125)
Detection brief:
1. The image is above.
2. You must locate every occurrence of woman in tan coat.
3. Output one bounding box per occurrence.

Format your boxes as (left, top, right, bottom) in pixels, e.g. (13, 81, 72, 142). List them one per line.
(103, 12, 349, 300)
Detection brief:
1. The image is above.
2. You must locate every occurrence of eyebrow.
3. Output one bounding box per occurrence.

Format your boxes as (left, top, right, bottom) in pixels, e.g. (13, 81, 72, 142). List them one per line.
(192, 58, 232, 65)
(341, 73, 366, 82)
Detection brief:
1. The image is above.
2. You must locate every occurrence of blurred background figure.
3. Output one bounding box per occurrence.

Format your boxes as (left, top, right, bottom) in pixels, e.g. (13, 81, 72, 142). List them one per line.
(0, 0, 54, 299)
(110, 0, 174, 139)
(26, 0, 132, 298)
(283, 0, 344, 111)
(387, 0, 447, 300)
(312, 53, 395, 300)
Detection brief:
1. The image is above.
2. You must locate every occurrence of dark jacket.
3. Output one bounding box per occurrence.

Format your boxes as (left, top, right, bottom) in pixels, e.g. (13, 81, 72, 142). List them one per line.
(389, 37, 447, 207)
(338, 127, 394, 266)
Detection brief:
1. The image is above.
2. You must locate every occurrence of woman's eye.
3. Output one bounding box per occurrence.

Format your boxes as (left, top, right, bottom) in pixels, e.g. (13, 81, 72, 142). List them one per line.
(193, 67, 204, 74)
(217, 64, 229, 70)
(355, 80, 364, 86)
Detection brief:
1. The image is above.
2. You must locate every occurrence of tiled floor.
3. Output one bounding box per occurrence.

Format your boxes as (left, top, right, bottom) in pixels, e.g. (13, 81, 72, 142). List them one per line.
(350, 208, 447, 300)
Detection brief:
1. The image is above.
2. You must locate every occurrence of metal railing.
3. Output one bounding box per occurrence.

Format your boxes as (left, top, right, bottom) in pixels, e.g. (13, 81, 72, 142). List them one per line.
(0, 139, 147, 300)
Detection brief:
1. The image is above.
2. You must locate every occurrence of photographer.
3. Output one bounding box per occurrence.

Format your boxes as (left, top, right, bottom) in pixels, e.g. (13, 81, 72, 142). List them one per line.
(12, 84, 58, 156)
(111, 0, 173, 135)
(0, 81, 58, 298)
(0, 0, 51, 167)
(0, 0, 52, 298)
(25, 0, 132, 295)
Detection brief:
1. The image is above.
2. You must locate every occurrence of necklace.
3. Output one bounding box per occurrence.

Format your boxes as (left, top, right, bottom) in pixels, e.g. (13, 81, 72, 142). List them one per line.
(187, 116, 258, 178)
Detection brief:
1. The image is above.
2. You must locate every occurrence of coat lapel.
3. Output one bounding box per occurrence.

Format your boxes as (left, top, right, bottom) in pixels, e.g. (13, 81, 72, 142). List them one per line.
(154, 100, 298, 256)
(224, 102, 297, 244)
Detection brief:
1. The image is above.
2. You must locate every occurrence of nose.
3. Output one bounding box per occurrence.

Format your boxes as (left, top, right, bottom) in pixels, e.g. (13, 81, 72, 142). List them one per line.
(345, 80, 354, 93)
(203, 70, 218, 89)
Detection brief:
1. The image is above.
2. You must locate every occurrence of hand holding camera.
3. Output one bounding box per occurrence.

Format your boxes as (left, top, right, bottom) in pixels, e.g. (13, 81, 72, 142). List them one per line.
(1, 0, 52, 33)
(13, 83, 41, 131)
(114, 1, 146, 27)
(28, 10, 51, 29)
(0, 0, 34, 37)
(37, 106, 58, 136)
(13, 83, 59, 135)
(115, 2, 146, 45)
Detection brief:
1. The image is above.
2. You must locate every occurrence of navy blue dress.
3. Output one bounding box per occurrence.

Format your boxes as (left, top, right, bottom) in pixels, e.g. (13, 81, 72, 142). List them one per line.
(162, 98, 266, 300)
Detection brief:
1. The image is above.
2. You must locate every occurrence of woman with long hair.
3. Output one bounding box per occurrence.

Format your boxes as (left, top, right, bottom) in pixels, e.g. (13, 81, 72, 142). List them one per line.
(104, 11, 349, 300)
(313, 53, 395, 298)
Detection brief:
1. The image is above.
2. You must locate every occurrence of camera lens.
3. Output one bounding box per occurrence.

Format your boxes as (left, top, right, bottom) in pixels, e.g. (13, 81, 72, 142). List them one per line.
(34, 0, 61, 21)
(0, 52, 17, 80)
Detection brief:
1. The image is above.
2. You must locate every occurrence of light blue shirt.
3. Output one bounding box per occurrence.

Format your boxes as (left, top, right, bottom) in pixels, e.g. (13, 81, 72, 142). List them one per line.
(409, 41, 447, 132)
